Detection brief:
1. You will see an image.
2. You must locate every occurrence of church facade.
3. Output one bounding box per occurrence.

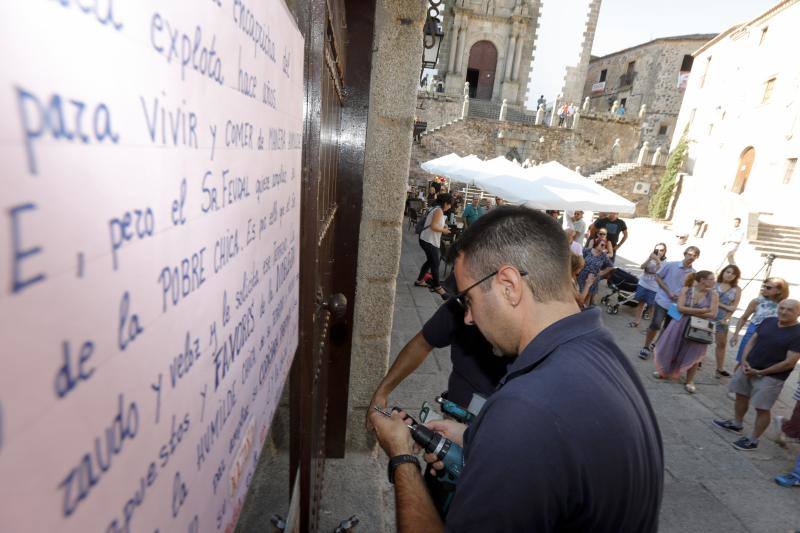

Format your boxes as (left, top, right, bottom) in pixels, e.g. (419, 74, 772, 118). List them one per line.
(437, 0, 541, 107)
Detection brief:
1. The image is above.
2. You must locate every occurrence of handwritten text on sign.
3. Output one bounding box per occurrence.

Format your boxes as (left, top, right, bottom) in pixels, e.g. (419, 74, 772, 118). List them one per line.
(0, 1, 303, 532)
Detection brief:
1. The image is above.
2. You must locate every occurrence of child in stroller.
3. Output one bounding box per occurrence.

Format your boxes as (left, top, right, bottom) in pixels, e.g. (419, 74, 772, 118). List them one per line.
(601, 268, 642, 315)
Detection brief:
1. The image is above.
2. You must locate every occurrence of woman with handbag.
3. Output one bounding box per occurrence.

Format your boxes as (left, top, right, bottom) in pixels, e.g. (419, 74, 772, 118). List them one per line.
(653, 270, 719, 393)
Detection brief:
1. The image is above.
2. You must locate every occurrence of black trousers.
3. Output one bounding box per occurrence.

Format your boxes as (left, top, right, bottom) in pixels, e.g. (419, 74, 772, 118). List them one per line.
(417, 238, 441, 288)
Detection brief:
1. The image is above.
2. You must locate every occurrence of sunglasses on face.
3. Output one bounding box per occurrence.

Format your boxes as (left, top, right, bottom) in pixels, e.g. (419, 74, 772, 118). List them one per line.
(453, 269, 530, 310)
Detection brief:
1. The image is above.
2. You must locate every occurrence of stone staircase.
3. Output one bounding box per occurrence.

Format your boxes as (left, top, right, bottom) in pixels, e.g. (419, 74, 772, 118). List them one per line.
(750, 223, 800, 261)
(467, 99, 537, 124)
(587, 162, 639, 183)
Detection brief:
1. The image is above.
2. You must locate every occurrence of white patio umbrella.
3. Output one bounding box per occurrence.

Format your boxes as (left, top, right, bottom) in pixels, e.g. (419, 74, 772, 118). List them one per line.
(476, 161, 636, 214)
(420, 153, 463, 175)
(436, 154, 484, 182)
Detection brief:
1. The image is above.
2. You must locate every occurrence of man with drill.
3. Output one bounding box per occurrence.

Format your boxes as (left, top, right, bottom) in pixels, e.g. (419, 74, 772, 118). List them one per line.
(370, 207, 663, 532)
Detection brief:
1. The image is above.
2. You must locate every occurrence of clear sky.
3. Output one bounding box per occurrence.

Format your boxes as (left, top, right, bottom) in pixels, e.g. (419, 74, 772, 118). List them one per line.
(525, 0, 777, 109)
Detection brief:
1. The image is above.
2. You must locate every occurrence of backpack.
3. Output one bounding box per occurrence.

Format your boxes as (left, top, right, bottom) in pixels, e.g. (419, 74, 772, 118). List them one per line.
(415, 207, 439, 235)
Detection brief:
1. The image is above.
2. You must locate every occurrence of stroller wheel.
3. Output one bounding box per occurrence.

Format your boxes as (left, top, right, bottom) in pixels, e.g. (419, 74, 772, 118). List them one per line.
(605, 304, 614, 314)
(611, 305, 619, 315)
(600, 295, 609, 305)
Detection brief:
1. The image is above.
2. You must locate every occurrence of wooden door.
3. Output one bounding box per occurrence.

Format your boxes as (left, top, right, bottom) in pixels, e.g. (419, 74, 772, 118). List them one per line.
(732, 146, 755, 194)
(288, 0, 373, 530)
(468, 41, 497, 100)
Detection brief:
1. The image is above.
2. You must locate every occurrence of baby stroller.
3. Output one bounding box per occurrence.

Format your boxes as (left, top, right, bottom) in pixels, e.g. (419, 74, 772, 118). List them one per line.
(600, 268, 641, 315)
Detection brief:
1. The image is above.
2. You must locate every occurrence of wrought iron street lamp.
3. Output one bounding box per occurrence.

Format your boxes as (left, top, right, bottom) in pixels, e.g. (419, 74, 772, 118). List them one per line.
(421, 1, 444, 78)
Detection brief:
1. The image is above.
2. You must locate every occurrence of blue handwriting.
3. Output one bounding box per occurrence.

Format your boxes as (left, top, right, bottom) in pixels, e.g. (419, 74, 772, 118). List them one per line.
(58, 395, 139, 517)
(55, 340, 95, 398)
(150, 13, 224, 85)
(15, 87, 119, 175)
(8, 203, 46, 293)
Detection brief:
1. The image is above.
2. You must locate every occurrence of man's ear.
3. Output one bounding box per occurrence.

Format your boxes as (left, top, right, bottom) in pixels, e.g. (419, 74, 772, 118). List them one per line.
(495, 266, 525, 306)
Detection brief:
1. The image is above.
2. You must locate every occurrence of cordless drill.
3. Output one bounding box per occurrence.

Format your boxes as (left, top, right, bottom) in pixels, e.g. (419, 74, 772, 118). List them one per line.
(436, 396, 476, 424)
(373, 406, 464, 483)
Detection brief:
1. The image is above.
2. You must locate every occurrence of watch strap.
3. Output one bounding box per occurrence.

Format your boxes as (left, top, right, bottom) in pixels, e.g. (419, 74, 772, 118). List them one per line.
(388, 454, 420, 484)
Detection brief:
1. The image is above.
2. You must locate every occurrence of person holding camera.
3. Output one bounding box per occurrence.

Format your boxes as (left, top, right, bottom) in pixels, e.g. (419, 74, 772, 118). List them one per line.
(369, 207, 663, 532)
(629, 243, 667, 328)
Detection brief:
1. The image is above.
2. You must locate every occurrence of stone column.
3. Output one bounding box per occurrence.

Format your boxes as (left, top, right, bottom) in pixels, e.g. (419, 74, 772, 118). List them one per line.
(499, 99, 508, 121)
(549, 97, 560, 127)
(651, 145, 663, 166)
(348, 0, 427, 451)
(535, 104, 544, 125)
(462, 94, 469, 118)
(456, 27, 467, 73)
(463, 81, 470, 98)
(512, 34, 524, 81)
(572, 111, 580, 129)
(448, 24, 460, 74)
(637, 141, 650, 165)
(582, 96, 590, 112)
(638, 104, 647, 119)
(611, 138, 621, 163)
(504, 30, 516, 81)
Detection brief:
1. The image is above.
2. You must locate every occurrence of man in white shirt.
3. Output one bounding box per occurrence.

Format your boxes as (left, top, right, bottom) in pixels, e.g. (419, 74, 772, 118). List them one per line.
(721, 217, 745, 267)
(563, 210, 587, 241)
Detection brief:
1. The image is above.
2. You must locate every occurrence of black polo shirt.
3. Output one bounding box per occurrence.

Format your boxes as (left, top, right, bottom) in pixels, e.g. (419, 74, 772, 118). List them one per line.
(748, 318, 800, 381)
(422, 299, 510, 407)
(445, 308, 663, 532)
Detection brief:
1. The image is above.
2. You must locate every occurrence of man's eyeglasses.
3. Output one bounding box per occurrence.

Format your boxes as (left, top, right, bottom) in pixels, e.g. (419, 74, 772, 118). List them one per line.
(453, 269, 529, 310)
(763, 284, 777, 290)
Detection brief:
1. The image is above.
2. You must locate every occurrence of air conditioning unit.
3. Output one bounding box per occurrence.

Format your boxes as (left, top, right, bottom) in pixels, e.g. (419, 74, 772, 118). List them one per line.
(633, 181, 650, 195)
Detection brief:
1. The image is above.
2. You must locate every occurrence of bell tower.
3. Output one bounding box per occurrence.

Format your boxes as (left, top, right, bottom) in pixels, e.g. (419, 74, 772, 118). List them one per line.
(438, 0, 541, 107)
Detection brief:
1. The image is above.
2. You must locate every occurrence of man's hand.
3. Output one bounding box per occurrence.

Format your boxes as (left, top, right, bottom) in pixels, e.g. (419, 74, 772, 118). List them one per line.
(370, 409, 415, 457)
(669, 292, 678, 301)
(366, 392, 388, 430)
(729, 335, 739, 347)
(443, 226, 451, 235)
(420, 419, 466, 475)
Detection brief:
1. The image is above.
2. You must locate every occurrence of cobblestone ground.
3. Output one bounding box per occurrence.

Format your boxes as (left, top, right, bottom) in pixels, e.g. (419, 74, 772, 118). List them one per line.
(386, 218, 800, 532)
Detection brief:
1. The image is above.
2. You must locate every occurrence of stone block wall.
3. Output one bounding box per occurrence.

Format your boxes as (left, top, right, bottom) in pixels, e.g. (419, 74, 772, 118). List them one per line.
(600, 164, 666, 217)
(412, 113, 642, 183)
(582, 36, 715, 146)
(414, 92, 463, 130)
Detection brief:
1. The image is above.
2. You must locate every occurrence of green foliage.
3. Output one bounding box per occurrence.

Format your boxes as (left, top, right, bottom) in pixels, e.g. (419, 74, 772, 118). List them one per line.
(649, 136, 689, 219)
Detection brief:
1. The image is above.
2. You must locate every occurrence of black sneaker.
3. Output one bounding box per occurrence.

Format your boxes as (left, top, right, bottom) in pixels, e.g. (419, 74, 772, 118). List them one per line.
(732, 437, 758, 451)
(713, 419, 743, 433)
(638, 347, 651, 360)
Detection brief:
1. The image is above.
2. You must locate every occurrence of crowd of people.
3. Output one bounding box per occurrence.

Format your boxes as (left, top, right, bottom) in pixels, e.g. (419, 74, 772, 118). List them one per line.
(394, 188, 800, 531)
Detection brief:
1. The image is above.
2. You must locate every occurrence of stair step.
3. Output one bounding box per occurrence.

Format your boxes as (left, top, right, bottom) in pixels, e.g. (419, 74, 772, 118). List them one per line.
(754, 250, 800, 261)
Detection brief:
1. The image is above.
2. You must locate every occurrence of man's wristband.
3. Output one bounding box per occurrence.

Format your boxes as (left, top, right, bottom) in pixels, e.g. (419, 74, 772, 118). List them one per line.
(388, 454, 420, 484)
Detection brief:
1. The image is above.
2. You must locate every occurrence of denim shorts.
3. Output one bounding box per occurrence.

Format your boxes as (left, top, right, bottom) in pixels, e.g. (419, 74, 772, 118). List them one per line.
(633, 285, 656, 306)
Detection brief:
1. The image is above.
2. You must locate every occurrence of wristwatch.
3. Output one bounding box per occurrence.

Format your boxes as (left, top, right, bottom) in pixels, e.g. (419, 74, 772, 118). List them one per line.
(388, 454, 420, 484)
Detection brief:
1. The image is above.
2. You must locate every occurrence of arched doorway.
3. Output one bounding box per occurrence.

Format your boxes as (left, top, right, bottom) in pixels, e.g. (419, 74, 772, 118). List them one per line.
(732, 146, 755, 194)
(467, 41, 497, 100)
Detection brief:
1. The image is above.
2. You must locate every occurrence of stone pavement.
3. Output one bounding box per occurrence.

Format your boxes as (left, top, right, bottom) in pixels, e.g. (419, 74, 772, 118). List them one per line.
(317, 217, 800, 532)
